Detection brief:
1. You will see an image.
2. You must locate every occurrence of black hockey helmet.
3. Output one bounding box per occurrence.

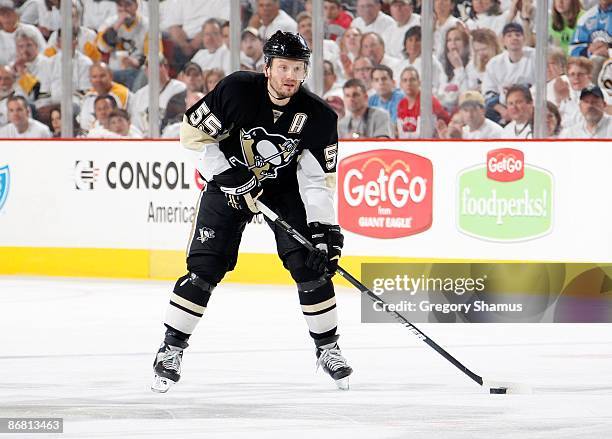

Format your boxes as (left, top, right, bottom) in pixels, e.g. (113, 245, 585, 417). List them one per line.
(263, 31, 311, 65)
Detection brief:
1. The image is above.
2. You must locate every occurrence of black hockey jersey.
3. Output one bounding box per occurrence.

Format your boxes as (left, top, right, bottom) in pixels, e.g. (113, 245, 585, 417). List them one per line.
(184, 71, 339, 195)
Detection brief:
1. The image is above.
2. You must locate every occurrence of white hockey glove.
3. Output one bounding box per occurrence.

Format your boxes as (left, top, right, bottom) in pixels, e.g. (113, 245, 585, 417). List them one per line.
(213, 167, 262, 214)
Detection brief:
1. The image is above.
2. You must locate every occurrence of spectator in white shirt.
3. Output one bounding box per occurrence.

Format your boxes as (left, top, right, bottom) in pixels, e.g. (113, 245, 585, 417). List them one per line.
(297, 11, 341, 66)
(252, 0, 298, 41)
(382, 0, 420, 59)
(393, 26, 445, 94)
(557, 56, 596, 129)
(139, 0, 181, 33)
(470, 28, 501, 89)
(87, 96, 141, 138)
(322, 60, 344, 100)
(458, 90, 504, 139)
(15, 0, 38, 25)
(162, 91, 204, 138)
(86, 94, 117, 137)
(502, 84, 534, 138)
(191, 18, 231, 74)
(240, 27, 265, 72)
(0, 5, 46, 65)
(36, 0, 60, 40)
(166, 0, 229, 62)
(505, 0, 536, 44)
(164, 62, 206, 128)
(468, 0, 514, 37)
(352, 0, 396, 36)
(131, 57, 186, 134)
(439, 25, 479, 111)
(81, 0, 117, 31)
(177, 62, 205, 93)
(360, 31, 401, 74)
(482, 22, 535, 124)
(97, 0, 150, 91)
(203, 68, 225, 94)
(561, 85, 612, 138)
(542, 48, 570, 112)
(7, 0, 59, 37)
(44, 4, 101, 63)
(433, 0, 460, 59)
(297, 11, 345, 89)
(0, 95, 51, 138)
(108, 108, 142, 138)
(79, 62, 132, 133)
(11, 27, 52, 104)
(49, 29, 93, 105)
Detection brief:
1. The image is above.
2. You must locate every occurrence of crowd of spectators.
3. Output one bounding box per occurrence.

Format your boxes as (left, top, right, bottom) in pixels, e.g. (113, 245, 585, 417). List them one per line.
(0, 0, 609, 139)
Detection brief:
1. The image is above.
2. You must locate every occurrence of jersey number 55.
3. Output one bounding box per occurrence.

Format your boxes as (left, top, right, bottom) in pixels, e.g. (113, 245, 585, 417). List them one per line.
(189, 101, 222, 138)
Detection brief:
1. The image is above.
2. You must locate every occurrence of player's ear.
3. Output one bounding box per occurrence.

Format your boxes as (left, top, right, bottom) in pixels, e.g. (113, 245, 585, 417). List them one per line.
(264, 64, 270, 78)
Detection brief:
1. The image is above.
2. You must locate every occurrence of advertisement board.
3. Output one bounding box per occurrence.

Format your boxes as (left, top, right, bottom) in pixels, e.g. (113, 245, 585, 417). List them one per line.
(1, 139, 611, 280)
(336, 140, 612, 262)
(0, 140, 275, 252)
(338, 149, 433, 239)
(457, 148, 554, 241)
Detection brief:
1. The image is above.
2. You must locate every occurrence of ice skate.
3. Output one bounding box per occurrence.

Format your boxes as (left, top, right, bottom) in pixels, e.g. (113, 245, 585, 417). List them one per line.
(151, 343, 183, 393)
(316, 339, 353, 390)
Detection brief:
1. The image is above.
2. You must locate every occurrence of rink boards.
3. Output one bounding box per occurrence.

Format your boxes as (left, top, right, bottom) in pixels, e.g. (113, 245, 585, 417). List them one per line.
(0, 138, 611, 283)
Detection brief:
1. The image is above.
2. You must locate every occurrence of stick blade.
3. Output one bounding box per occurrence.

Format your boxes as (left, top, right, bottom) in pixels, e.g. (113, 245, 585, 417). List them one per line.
(482, 379, 532, 395)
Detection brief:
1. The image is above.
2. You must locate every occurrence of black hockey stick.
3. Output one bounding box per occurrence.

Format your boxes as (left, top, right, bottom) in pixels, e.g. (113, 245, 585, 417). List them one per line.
(256, 200, 530, 394)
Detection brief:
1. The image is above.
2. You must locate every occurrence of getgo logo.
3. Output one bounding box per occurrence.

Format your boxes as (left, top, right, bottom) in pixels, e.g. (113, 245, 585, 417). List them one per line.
(338, 150, 433, 239)
(487, 148, 524, 182)
(458, 149, 553, 242)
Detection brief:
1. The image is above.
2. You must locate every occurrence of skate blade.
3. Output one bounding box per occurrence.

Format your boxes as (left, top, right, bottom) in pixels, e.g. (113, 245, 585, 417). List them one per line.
(151, 375, 176, 393)
(335, 376, 350, 390)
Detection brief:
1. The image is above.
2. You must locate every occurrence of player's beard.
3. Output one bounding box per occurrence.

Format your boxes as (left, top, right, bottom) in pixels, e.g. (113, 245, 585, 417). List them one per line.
(268, 77, 300, 100)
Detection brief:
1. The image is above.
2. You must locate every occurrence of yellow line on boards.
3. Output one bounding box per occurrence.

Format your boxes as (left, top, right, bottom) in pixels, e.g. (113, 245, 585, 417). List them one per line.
(0, 246, 537, 285)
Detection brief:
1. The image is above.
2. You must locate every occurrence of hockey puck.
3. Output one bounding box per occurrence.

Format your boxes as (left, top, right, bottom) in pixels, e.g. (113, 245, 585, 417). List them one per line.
(490, 387, 508, 394)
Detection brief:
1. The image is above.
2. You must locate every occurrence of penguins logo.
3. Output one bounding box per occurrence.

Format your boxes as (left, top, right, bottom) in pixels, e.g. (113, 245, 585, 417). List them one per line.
(231, 127, 300, 180)
(197, 227, 215, 243)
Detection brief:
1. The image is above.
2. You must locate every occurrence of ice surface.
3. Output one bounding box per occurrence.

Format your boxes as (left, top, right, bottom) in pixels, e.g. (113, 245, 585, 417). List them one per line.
(1, 276, 611, 438)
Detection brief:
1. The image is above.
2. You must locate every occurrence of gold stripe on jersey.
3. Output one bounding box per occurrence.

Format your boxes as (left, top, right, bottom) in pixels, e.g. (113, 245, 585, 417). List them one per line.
(301, 297, 337, 314)
(169, 292, 206, 315)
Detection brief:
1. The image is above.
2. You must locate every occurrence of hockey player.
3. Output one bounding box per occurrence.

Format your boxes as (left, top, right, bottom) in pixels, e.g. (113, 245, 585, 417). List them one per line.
(152, 31, 352, 393)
